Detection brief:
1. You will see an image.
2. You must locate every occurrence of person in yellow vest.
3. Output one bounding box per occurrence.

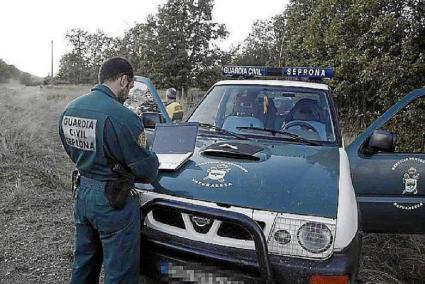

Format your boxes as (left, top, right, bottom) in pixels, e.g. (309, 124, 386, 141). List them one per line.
(165, 88, 184, 121)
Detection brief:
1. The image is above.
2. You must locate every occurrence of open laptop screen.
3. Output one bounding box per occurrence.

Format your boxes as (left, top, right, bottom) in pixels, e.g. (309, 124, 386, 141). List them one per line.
(152, 123, 198, 154)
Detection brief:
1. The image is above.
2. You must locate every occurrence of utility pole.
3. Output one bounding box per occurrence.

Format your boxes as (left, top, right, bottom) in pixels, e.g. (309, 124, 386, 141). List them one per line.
(51, 40, 54, 80)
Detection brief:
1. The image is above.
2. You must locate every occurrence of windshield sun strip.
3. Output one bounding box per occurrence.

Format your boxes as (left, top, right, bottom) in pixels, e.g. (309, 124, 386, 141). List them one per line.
(198, 129, 325, 146)
(235, 127, 322, 146)
(198, 123, 251, 140)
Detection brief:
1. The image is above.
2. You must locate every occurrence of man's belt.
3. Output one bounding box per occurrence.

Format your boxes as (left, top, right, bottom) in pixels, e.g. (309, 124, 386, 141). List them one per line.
(105, 164, 134, 210)
(72, 167, 134, 210)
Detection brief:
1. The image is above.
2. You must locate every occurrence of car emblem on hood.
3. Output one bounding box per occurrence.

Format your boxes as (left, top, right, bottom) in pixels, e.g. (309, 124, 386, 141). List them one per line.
(191, 162, 248, 188)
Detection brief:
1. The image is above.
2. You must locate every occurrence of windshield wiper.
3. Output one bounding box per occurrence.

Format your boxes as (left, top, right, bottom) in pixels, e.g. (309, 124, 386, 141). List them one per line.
(236, 126, 321, 146)
(198, 123, 251, 140)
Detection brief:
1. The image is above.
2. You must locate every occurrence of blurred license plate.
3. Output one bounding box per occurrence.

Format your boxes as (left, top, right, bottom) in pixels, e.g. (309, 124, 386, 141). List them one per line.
(159, 260, 243, 284)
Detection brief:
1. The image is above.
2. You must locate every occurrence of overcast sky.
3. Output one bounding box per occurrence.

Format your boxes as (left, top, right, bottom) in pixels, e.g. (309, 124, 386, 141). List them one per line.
(0, 0, 288, 77)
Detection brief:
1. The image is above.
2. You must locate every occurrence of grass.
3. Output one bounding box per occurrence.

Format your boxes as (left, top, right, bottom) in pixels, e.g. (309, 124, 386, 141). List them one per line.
(360, 234, 425, 283)
(0, 84, 80, 283)
(0, 83, 424, 283)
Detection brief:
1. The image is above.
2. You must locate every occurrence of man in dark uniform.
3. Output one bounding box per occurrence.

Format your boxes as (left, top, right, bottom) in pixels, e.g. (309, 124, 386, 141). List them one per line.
(59, 57, 159, 283)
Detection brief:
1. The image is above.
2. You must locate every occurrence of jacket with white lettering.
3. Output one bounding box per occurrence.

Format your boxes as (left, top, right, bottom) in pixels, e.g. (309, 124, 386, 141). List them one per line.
(59, 84, 159, 182)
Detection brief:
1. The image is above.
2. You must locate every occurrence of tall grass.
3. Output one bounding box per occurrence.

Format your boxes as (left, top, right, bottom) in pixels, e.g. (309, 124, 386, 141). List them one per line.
(0, 84, 86, 283)
(0, 86, 78, 196)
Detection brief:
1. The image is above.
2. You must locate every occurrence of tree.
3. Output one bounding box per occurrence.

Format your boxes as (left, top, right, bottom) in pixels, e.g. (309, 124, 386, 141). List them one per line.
(19, 72, 34, 86)
(57, 52, 88, 84)
(57, 29, 90, 84)
(58, 29, 119, 84)
(145, 0, 228, 90)
(0, 59, 12, 83)
(58, 0, 229, 89)
(119, 20, 158, 78)
(235, 15, 286, 66)
(248, 0, 425, 134)
(0, 58, 22, 83)
(85, 30, 120, 82)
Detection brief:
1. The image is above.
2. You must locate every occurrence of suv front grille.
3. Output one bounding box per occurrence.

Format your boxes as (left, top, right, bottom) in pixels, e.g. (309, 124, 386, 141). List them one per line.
(152, 209, 185, 229)
(217, 221, 266, 240)
(141, 192, 337, 259)
(151, 209, 266, 241)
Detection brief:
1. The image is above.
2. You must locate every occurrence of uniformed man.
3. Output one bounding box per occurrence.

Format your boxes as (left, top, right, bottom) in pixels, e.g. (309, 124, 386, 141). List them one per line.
(165, 87, 184, 121)
(59, 57, 159, 284)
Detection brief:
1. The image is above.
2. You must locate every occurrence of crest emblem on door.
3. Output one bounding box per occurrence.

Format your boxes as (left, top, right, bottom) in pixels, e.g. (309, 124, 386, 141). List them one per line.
(403, 167, 419, 194)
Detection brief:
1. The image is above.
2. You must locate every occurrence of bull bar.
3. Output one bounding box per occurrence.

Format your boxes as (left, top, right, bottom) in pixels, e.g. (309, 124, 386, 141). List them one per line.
(141, 198, 275, 284)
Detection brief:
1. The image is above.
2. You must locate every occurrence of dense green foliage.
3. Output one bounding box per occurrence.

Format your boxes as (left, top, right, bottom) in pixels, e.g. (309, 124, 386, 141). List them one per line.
(57, 29, 119, 84)
(0, 59, 20, 83)
(133, 0, 228, 90)
(235, 16, 286, 66)
(0, 58, 39, 85)
(239, 0, 425, 135)
(57, 0, 425, 137)
(58, 0, 229, 90)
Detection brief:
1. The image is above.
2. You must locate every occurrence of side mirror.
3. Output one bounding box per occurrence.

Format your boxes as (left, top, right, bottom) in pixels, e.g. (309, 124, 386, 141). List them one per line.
(142, 112, 164, 129)
(362, 129, 395, 154)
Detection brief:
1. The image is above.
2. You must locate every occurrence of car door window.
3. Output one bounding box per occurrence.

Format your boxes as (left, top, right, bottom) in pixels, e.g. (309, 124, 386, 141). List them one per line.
(347, 90, 425, 234)
(381, 97, 425, 153)
(126, 82, 161, 115)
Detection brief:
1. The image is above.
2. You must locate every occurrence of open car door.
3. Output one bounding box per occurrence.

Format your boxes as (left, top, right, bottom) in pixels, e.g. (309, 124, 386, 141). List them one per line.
(346, 88, 425, 233)
(125, 76, 171, 140)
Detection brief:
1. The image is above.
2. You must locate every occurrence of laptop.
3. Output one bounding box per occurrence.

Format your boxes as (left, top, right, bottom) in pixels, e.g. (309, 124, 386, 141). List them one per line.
(152, 123, 198, 170)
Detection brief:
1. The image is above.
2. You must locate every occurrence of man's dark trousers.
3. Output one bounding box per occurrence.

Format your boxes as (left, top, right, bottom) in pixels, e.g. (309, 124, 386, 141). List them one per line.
(70, 177, 140, 284)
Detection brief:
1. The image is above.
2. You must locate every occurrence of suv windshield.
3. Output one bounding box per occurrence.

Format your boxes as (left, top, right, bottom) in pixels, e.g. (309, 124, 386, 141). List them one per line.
(188, 84, 337, 143)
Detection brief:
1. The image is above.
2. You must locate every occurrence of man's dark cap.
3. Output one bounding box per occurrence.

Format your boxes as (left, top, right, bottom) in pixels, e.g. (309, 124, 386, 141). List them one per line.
(98, 57, 134, 84)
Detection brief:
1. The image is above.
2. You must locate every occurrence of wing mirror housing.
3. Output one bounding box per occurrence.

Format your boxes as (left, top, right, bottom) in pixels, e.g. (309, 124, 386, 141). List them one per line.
(362, 129, 395, 154)
(142, 112, 164, 129)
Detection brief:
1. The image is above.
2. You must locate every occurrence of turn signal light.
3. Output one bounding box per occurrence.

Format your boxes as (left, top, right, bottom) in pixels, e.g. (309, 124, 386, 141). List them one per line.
(309, 275, 349, 284)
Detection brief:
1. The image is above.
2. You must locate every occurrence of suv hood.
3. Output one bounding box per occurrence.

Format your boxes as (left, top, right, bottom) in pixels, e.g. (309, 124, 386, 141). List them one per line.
(137, 137, 340, 219)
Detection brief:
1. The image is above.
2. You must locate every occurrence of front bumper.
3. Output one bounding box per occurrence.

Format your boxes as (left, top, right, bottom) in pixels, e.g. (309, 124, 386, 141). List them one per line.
(140, 199, 361, 284)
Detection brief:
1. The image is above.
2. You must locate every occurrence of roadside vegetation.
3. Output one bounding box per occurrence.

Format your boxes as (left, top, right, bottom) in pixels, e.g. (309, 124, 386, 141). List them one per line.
(0, 59, 41, 86)
(0, 84, 81, 283)
(54, 0, 425, 135)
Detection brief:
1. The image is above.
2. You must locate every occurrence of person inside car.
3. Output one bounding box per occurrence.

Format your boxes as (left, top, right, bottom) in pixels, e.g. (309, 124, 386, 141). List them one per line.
(233, 92, 260, 117)
(282, 98, 327, 140)
(222, 92, 264, 132)
(258, 95, 278, 130)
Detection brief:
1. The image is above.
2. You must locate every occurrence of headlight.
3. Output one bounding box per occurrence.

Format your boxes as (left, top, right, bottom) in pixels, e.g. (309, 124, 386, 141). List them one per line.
(274, 230, 291, 245)
(268, 215, 336, 259)
(297, 222, 333, 253)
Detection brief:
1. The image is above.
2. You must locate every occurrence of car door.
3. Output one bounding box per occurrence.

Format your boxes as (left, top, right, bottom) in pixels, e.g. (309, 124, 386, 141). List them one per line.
(126, 76, 171, 143)
(346, 88, 425, 233)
